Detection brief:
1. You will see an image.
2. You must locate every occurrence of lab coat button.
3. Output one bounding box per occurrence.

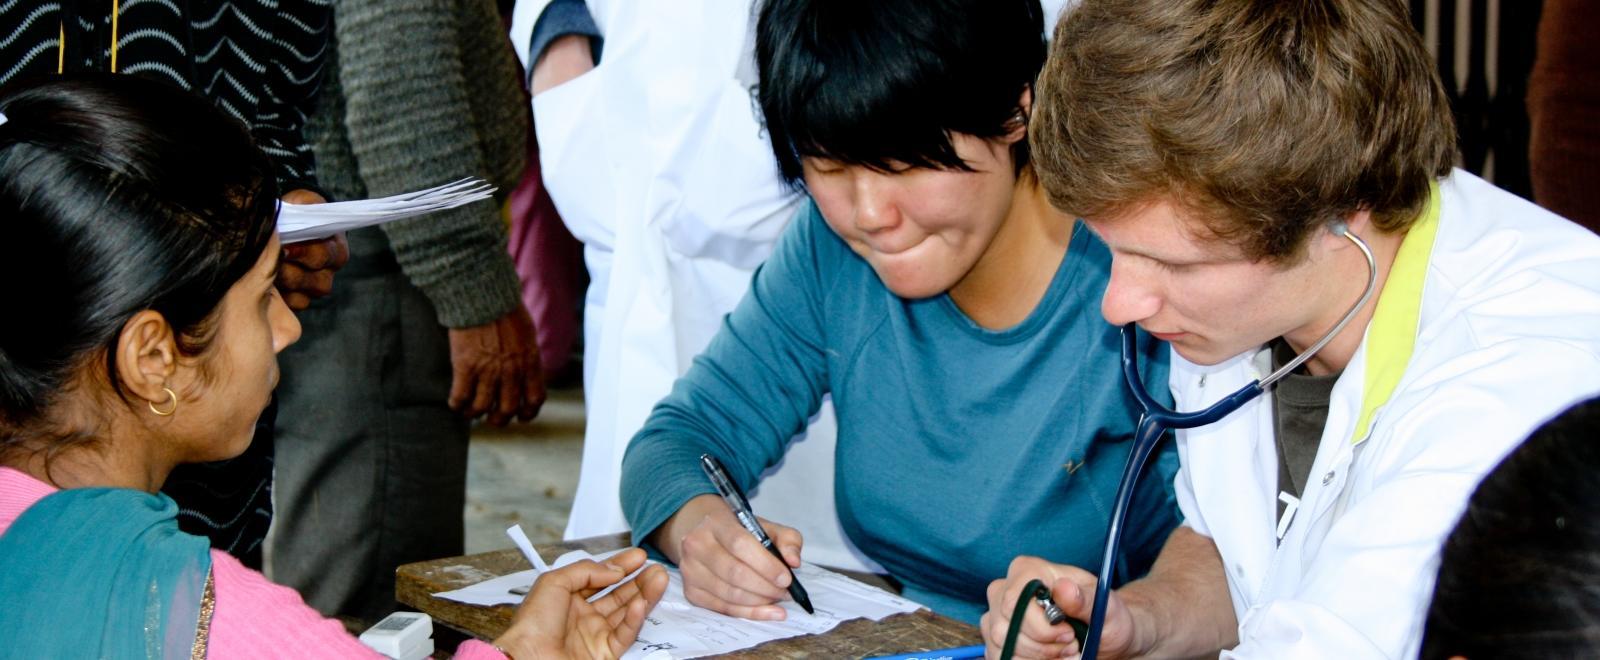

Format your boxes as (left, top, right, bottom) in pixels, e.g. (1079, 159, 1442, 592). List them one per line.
(1322, 471, 1335, 486)
(1199, 374, 1207, 387)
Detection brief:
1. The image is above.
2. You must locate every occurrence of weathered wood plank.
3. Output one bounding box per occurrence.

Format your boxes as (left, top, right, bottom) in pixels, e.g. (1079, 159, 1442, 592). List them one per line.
(396, 534, 981, 657)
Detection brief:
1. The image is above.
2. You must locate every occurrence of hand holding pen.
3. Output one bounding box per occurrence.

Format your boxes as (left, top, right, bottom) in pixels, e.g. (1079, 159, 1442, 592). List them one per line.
(699, 454, 814, 615)
(648, 455, 813, 621)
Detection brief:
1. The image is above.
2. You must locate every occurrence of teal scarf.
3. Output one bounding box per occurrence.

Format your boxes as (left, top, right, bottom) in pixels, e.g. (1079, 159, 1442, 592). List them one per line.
(0, 487, 212, 659)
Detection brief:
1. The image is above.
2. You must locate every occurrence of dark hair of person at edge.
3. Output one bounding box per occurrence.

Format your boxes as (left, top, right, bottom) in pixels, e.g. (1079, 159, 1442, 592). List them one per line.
(1420, 397, 1600, 660)
(755, 0, 1046, 187)
(0, 72, 280, 475)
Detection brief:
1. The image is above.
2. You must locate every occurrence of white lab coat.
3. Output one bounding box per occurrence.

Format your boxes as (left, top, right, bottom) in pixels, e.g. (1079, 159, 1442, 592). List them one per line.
(1170, 170, 1600, 658)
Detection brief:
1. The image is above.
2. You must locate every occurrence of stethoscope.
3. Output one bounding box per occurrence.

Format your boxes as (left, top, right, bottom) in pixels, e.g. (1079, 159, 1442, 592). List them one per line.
(1003, 221, 1379, 660)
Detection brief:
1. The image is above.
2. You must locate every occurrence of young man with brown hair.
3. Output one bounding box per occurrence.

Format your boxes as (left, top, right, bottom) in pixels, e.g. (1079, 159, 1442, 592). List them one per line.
(984, 0, 1600, 657)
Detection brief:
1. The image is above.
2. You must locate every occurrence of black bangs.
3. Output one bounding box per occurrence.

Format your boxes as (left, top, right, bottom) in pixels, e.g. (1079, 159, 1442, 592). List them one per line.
(756, 0, 1047, 186)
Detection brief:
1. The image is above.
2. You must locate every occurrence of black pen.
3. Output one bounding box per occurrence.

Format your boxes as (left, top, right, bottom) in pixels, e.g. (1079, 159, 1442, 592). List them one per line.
(699, 453, 815, 614)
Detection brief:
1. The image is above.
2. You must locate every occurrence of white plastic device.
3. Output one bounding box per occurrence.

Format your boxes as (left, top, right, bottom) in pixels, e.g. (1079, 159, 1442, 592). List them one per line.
(358, 611, 435, 660)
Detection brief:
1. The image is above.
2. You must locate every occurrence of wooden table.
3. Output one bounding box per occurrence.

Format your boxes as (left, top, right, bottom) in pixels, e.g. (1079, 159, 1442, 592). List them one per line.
(397, 534, 981, 658)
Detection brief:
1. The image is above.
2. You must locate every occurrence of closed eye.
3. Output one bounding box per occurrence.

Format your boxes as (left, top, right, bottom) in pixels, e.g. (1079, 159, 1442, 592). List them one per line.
(1154, 259, 1197, 273)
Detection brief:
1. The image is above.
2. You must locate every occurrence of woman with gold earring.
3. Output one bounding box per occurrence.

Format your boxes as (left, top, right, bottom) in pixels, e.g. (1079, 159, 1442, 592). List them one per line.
(0, 0, 350, 566)
(0, 75, 664, 659)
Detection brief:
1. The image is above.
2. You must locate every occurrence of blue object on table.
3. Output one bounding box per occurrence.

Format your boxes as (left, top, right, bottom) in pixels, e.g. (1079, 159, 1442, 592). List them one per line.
(864, 643, 986, 660)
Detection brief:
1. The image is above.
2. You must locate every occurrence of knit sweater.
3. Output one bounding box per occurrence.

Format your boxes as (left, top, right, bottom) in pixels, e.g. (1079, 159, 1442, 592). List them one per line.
(305, 0, 527, 327)
(0, 0, 334, 189)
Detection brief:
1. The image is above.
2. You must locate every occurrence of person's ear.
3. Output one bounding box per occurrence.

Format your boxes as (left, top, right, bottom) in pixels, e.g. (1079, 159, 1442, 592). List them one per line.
(114, 310, 179, 411)
(1322, 210, 1374, 254)
(1344, 209, 1374, 235)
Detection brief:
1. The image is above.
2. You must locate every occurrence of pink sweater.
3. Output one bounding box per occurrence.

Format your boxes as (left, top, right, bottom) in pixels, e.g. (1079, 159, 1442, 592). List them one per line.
(0, 467, 504, 659)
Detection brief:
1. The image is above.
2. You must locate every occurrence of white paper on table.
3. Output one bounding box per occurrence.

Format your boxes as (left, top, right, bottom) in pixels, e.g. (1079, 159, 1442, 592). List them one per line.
(507, 524, 552, 573)
(276, 178, 495, 243)
(434, 549, 923, 659)
(433, 547, 630, 606)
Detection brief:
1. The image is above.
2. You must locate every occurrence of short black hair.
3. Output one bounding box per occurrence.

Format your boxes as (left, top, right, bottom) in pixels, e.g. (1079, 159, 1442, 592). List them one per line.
(0, 74, 278, 435)
(1420, 397, 1600, 659)
(755, 0, 1047, 185)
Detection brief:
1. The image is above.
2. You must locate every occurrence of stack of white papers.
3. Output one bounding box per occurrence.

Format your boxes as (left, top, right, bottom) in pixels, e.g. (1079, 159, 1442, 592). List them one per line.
(434, 549, 924, 659)
(277, 178, 496, 243)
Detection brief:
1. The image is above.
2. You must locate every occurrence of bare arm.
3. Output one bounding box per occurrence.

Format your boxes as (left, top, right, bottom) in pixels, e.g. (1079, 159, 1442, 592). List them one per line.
(1119, 526, 1237, 658)
(532, 34, 595, 96)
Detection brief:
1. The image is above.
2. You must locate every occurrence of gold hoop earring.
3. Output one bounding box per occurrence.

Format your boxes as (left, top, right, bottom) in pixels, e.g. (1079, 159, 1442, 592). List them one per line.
(149, 387, 178, 417)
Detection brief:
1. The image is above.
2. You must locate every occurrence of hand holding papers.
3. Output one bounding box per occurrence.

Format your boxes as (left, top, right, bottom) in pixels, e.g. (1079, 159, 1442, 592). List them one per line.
(276, 178, 496, 244)
(501, 525, 650, 602)
(483, 536, 669, 660)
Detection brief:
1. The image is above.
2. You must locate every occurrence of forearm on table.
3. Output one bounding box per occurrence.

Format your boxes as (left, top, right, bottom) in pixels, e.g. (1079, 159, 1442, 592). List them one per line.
(644, 494, 724, 564)
(1118, 526, 1238, 658)
(620, 389, 799, 560)
(622, 222, 835, 559)
(620, 425, 730, 556)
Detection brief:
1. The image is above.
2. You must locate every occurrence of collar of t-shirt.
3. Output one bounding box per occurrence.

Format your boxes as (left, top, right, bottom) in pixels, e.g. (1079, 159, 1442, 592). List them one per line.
(1269, 338, 1341, 543)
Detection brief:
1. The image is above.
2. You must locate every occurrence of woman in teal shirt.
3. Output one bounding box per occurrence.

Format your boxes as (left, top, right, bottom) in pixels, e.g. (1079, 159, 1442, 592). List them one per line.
(619, 0, 1180, 624)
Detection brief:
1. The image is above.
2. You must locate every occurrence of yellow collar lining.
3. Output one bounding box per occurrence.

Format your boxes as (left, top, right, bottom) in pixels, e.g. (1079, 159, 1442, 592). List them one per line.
(1348, 182, 1442, 445)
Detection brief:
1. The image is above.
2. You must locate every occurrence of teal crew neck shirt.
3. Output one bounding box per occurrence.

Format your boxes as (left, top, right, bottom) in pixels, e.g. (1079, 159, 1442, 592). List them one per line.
(621, 201, 1181, 623)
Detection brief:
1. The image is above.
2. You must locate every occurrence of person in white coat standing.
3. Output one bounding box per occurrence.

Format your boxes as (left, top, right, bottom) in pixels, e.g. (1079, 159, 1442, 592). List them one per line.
(984, 1, 1600, 658)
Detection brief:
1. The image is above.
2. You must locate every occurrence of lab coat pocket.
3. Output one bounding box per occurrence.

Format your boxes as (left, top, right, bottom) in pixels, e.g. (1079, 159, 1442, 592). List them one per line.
(533, 71, 617, 249)
(656, 79, 797, 269)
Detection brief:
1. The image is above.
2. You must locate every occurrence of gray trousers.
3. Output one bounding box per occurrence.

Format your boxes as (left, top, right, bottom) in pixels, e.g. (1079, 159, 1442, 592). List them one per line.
(267, 229, 469, 624)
